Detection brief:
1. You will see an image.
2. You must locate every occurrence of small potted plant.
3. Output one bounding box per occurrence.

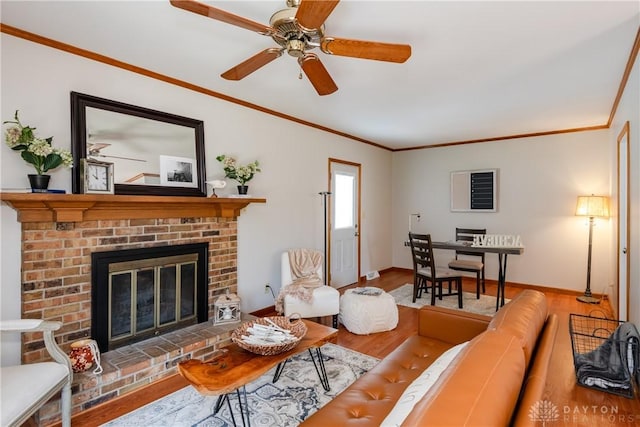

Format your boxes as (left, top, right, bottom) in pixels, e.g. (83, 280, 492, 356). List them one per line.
(216, 154, 261, 195)
(3, 110, 73, 191)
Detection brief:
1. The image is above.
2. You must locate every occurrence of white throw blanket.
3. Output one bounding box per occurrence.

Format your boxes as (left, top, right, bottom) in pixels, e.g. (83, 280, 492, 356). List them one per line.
(275, 249, 323, 314)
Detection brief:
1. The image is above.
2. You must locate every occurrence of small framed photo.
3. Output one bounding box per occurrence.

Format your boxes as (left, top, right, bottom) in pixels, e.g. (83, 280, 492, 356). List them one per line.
(159, 155, 198, 188)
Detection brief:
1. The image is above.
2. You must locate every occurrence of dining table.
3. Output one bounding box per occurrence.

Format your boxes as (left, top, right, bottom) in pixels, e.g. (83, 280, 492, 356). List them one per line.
(431, 241, 524, 310)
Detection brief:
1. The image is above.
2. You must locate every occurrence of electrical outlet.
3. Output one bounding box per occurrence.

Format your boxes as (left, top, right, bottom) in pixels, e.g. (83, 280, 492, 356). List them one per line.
(264, 283, 271, 294)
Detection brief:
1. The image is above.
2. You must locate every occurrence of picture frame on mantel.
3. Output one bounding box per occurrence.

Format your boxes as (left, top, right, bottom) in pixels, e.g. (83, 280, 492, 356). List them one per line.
(159, 155, 198, 187)
(70, 92, 207, 197)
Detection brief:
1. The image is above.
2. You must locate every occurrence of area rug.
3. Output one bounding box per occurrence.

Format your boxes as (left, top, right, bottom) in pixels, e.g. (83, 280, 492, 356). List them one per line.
(389, 284, 508, 316)
(102, 343, 378, 427)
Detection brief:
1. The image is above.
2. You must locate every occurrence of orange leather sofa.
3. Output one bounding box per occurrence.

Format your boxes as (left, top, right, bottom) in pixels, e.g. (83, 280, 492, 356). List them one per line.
(302, 289, 558, 426)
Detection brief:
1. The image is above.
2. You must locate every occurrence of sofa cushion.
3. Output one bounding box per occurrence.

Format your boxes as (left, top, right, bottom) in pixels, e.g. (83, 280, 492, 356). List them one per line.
(402, 330, 526, 426)
(381, 341, 469, 427)
(301, 335, 452, 426)
(0, 362, 69, 426)
(488, 289, 548, 365)
(418, 304, 491, 345)
(512, 313, 559, 426)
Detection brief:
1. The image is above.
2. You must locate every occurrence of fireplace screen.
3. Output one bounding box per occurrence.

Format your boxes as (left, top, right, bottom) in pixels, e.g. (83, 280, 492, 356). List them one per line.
(109, 254, 197, 344)
(92, 243, 208, 351)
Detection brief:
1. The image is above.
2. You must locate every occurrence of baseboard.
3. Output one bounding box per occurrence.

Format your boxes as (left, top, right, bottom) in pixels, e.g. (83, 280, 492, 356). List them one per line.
(253, 269, 601, 315)
(504, 282, 606, 298)
(360, 266, 397, 280)
(251, 305, 276, 317)
(392, 267, 602, 297)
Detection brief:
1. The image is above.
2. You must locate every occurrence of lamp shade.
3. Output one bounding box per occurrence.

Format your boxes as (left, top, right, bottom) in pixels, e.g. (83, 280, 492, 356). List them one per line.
(575, 195, 610, 217)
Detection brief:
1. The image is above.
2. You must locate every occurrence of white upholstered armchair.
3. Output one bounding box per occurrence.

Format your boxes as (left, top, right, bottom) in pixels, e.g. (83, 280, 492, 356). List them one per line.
(0, 319, 72, 427)
(280, 250, 340, 328)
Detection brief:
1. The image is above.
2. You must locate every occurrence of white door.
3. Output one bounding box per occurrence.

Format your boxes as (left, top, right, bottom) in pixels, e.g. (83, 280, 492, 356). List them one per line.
(329, 160, 360, 288)
(617, 122, 630, 321)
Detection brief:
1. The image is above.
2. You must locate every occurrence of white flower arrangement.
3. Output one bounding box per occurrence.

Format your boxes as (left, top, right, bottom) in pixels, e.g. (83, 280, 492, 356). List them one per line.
(3, 110, 72, 175)
(216, 154, 261, 185)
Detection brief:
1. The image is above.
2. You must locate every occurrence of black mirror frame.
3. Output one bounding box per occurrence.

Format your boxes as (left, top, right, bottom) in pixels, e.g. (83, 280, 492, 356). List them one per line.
(71, 92, 206, 197)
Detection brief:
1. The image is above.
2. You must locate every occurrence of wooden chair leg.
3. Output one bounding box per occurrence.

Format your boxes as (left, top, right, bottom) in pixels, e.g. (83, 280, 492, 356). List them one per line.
(476, 271, 481, 299)
(457, 278, 463, 309)
(61, 382, 71, 427)
(431, 281, 436, 305)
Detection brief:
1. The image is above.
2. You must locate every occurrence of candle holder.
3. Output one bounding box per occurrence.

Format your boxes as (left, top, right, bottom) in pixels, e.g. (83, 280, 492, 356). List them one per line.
(213, 293, 241, 325)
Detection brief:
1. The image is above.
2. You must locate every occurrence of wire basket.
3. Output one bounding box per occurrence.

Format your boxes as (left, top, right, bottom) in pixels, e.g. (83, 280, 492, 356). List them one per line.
(232, 316, 307, 356)
(569, 312, 638, 398)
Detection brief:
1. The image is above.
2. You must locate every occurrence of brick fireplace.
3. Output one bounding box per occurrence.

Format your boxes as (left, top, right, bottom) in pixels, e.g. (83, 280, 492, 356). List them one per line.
(1, 193, 265, 425)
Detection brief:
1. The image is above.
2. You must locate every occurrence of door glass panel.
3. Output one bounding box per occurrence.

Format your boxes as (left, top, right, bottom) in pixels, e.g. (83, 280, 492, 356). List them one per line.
(334, 173, 354, 229)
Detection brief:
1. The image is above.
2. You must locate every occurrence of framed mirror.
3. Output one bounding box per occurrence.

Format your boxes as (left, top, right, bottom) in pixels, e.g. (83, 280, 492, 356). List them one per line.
(71, 92, 206, 197)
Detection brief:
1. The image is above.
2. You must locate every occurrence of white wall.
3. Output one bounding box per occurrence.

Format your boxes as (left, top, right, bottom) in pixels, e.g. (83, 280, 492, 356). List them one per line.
(391, 130, 612, 293)
(2, 24, 638, 356)
(608, 51, 639, 325)
(0, 35, 393, 323)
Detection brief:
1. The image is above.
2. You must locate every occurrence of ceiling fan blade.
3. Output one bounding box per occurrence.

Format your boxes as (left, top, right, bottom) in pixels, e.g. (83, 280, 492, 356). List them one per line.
(221, 48, 284, 81)
(321, 37, 411, 63)
(299, 54, 338, 96)
(91, 154, 147, 162)
(295, 0, 340, 29)
(88, 142, 111, 151)
(170, 0, 273, 34)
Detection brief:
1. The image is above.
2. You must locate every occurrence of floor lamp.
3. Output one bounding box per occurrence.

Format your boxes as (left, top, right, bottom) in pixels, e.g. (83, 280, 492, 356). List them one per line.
(575, 195, 610, 304)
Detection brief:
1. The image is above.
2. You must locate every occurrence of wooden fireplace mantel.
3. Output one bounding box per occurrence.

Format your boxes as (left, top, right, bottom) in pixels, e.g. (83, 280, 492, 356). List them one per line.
(0, 193, 266, 222)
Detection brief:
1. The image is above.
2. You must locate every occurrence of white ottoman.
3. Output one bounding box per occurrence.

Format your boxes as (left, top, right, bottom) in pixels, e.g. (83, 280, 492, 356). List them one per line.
(339, 287, 399, 335)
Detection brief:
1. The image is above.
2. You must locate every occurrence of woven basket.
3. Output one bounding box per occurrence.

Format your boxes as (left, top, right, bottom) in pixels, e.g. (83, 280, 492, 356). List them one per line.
(232, 316, 307, 356)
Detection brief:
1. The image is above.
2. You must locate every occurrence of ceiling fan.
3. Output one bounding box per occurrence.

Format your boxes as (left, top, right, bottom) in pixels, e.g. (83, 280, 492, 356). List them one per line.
(170, 0, 411, 95)
(88, 143, 147, 162)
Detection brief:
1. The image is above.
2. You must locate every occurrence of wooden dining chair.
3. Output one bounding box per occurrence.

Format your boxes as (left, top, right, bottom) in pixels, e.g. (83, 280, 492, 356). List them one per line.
(408, 232, 463, 308)
(448, 227, 486, 298)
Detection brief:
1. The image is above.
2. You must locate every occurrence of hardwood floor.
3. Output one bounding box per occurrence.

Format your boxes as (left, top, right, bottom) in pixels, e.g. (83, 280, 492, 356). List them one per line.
(70, 269, 640, 427)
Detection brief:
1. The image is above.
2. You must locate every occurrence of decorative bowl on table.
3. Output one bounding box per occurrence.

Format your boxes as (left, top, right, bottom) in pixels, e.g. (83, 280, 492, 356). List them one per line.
(231, 316, 307, 356)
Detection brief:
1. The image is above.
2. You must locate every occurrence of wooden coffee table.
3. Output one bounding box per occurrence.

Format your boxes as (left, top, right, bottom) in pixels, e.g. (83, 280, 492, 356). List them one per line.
(178, 319, 338, 427)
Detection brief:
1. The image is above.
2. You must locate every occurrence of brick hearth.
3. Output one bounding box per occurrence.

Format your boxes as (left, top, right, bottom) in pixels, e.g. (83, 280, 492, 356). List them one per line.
(38, 314, 255, 424)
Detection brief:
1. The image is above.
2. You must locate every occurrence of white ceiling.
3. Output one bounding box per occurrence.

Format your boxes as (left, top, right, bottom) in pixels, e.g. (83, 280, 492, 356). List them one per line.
(2, 1, 638, 150)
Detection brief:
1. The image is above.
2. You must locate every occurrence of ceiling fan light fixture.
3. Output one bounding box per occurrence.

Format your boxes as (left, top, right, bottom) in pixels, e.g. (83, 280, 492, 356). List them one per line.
(286, 39, 306, 57)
